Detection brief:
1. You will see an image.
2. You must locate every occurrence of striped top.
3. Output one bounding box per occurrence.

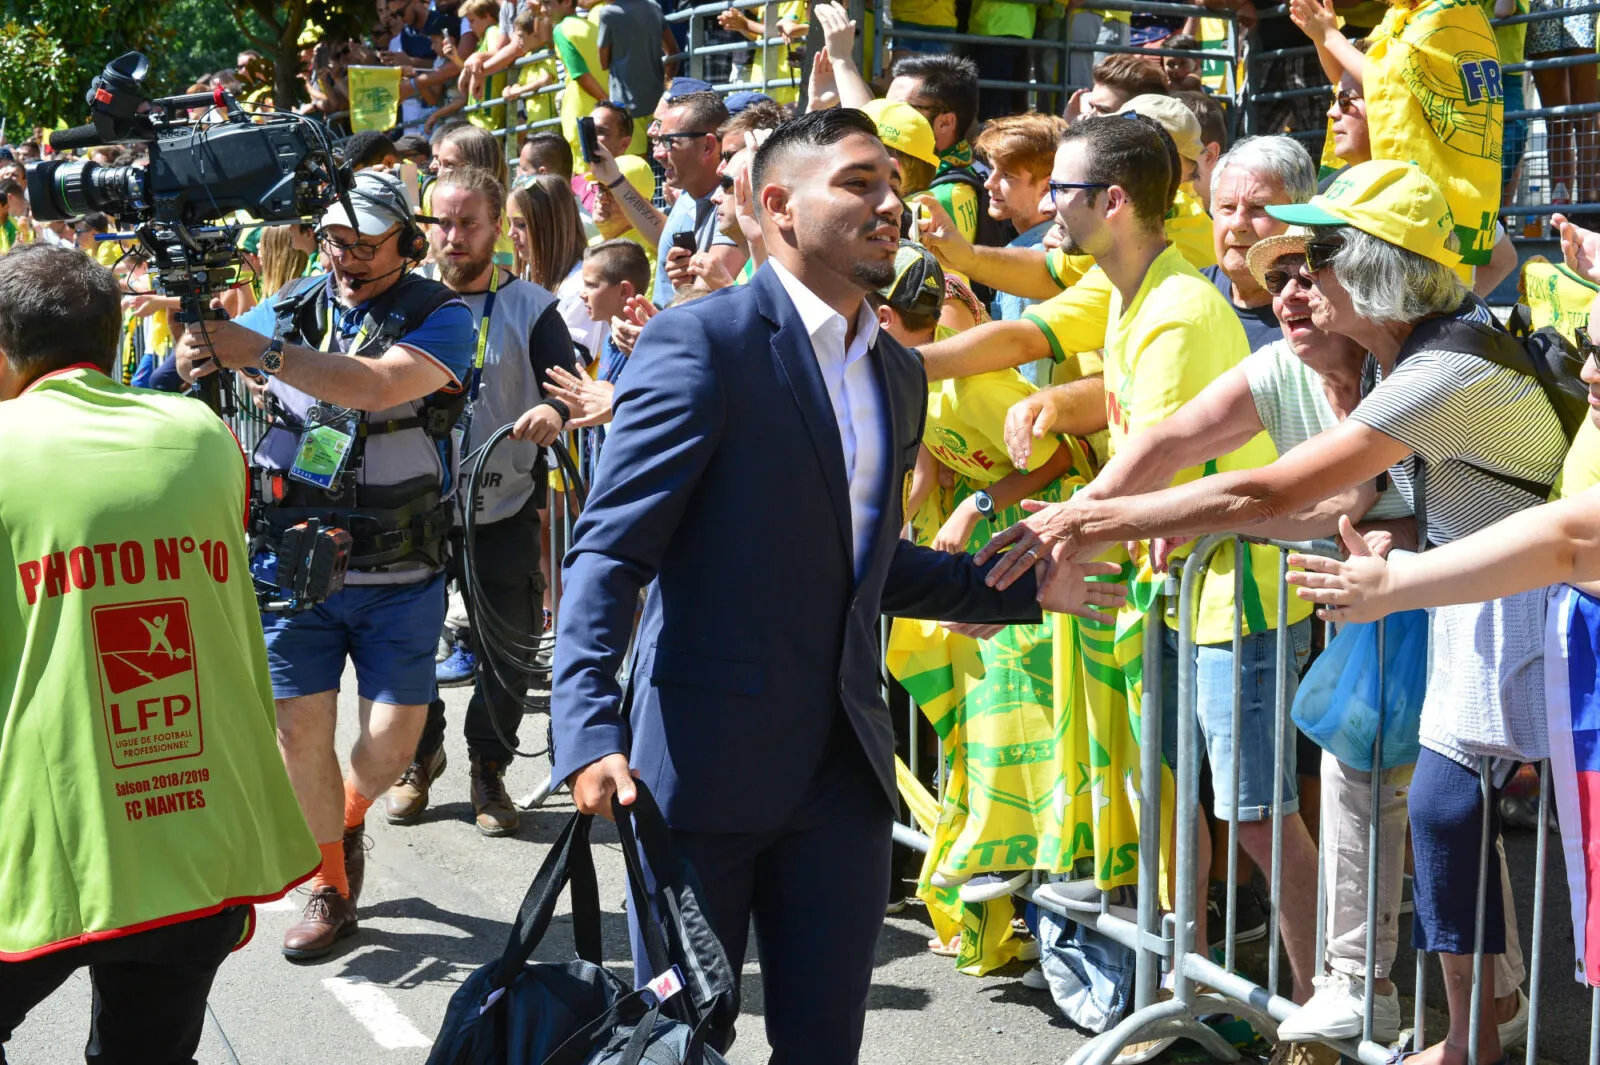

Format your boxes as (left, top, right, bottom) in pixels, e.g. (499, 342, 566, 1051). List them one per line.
(1348, 302, 1567, 546)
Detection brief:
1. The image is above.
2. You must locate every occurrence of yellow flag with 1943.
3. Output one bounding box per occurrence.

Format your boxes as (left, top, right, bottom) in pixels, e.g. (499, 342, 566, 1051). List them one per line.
(347, 65, 401, 133)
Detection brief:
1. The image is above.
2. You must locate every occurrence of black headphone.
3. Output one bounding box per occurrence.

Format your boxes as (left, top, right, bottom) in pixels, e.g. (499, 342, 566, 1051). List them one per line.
(342, 172, 430, 262)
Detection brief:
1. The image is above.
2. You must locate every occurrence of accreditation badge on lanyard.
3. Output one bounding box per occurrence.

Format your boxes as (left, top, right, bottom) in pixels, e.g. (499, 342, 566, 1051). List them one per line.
(288, 312, 365, 489)
(458, 268, 500, 443)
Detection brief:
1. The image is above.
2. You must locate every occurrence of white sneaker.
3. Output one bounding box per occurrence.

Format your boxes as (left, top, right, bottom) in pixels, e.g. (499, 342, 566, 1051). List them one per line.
(1021, 965, 1049, 990)
(1276, 971, 1401, 1044)
(958, 870, 1030, 904)
(1032, 877, 1103, 911)
(1499, 988, 1529, 1050)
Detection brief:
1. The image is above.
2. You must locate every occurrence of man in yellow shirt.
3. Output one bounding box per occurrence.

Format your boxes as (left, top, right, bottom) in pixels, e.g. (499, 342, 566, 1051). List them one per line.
(974, 115, 1320, 1002)
(911, 97, 1215, 391)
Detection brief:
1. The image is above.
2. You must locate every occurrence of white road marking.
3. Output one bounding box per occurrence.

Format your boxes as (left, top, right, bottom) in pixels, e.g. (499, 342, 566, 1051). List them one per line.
(257, 896, 298, 913)
(321, 975, 431, 1049)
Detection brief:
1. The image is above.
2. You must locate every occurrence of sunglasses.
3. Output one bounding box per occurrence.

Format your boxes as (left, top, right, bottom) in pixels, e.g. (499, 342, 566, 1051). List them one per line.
(718, 173, 735, 191)
(1332, 87, 1363, 113)
(1263, 264, 1316, 295)
(653, 130, 712, 148)
(1048, 180, 1112, 205)
(1304, 233, 1346, 273)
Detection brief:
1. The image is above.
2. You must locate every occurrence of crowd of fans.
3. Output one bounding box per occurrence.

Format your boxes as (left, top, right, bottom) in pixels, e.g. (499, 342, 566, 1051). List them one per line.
(9, 0, 1600, 1060)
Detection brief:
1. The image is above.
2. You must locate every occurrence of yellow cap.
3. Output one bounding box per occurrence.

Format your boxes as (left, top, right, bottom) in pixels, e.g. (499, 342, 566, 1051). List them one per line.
(1266, 160, 1461, 269)
(861, 99, 939, 168)
(1117, 94, 1203, 162)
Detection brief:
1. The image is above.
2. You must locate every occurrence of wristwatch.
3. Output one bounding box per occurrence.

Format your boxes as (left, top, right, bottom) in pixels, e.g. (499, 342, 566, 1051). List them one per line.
(259, 336, 285, 376)
(973, 490, 997, 525)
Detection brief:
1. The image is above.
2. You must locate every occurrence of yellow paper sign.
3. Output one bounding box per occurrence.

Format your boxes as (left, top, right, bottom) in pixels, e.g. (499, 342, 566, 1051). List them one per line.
(347, 65, 401, 134)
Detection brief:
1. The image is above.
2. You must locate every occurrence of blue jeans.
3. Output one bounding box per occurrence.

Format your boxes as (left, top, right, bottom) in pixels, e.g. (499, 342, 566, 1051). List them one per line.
(1160, 620, 1312, 822)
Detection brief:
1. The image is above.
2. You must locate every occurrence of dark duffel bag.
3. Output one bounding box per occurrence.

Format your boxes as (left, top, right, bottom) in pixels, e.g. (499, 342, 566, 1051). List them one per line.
(427, 782, 737, 1065)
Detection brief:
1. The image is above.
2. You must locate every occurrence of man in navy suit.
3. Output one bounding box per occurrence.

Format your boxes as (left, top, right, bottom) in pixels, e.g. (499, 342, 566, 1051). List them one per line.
(549, 108, 1126, 1063)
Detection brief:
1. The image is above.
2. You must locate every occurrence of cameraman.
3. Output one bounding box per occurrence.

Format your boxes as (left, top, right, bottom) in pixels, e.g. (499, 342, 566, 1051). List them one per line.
(175, 169, 475, 961)
(385, 165, 578, 837)
(0, 245, 317, 1058)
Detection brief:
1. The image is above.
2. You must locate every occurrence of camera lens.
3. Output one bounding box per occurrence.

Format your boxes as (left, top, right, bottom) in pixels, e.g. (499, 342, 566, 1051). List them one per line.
(25, 159, 145, 222)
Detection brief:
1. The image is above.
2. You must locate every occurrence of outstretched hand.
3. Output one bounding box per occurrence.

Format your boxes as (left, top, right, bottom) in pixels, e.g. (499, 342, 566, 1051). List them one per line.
(974, 499, 1088, 590)
(1288, 0, 1338, 42)
(1037, 560, 1129, 621)
(1285, 515, 1396, 623)
(1554, 213, 1600, 284)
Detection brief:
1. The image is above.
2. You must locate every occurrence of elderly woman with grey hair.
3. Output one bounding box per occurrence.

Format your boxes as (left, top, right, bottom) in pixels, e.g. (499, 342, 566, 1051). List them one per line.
(979, 160, 1564, 1065)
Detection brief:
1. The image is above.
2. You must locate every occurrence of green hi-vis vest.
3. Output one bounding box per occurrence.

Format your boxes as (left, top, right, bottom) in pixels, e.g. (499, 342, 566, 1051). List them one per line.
(0, 367, 317, 959)
(1522, 260, 1599, 348)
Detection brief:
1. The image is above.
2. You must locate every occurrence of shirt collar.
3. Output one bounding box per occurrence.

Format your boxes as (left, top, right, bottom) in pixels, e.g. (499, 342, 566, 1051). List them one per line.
(769, 259, 880, 361)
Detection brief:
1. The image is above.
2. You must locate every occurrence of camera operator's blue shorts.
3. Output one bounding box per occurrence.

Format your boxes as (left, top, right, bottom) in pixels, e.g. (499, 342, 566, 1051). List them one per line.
(257, 567, 447, 706)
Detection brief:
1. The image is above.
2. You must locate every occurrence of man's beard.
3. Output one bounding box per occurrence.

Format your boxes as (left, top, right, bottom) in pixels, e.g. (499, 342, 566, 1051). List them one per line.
(851, 257, 897, 290)
(438, 248, 493, 289)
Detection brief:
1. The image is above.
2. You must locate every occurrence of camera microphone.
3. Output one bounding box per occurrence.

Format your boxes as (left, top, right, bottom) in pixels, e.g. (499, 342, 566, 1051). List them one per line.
(50, 124, 105, 151)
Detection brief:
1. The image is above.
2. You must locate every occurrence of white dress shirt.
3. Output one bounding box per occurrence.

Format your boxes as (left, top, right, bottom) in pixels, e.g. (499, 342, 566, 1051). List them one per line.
(770, 260, 887, 579)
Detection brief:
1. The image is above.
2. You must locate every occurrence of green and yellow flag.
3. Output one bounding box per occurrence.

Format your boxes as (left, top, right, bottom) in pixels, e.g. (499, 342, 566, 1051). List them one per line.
(348, 65, 401, 133)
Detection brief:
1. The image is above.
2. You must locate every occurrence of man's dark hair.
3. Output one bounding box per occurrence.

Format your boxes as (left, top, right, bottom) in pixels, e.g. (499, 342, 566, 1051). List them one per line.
(0, 244, 121, 377)
(80, 212, 111, 233)
(0, 180, 22, 201)
(343, 129, 399, 168)
(722, 100, 788, 138)
(394, 132, 432, 160)
(1166, 32, 1200, 52)
(1059, 115, 1173, 231)
(521, 131, 574, 179)
(664, 91, 730, 135)
(890, 54, 980, 144)
(751, 107, 881, 194)
(1092, 54, 1168, 99)
(1173, 89, 1228, 150)
(595, 100, 632, 129)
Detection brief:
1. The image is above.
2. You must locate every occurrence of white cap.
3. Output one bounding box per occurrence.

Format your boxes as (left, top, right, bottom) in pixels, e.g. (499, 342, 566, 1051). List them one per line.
(317, 169, 413, 236)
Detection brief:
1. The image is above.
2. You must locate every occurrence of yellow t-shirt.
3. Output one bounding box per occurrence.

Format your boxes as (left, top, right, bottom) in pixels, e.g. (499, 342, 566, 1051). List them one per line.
(1522, 260, 1598, 346)
(743, 2, 805, 104)
(1045, 182, 1215, 291)
(1103, 244, 1310, 641)
(891, 0, 958, 27)
(469, 26, 508, 131)
(555, 12, 605, 163)
(1554, 419, 1600, 499)
(519, 50, 560, 127)
(925, 367, 1060, 483)
(1365, 0, 1504, 265)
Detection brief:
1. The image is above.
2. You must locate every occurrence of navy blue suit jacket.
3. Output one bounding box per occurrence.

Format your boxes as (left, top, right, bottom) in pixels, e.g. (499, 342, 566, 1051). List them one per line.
(550, 264, 1041, 835)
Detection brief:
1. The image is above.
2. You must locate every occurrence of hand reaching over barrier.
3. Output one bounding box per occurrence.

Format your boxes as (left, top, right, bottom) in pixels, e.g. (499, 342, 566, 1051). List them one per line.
(1286, 515, 1398, 622)
(545, 365, 616, 428)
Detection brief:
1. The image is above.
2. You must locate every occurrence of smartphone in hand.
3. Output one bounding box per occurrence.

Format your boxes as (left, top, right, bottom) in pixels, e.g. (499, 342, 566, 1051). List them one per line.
(578, 116, 600, 164)
(670, 230, 698, 254)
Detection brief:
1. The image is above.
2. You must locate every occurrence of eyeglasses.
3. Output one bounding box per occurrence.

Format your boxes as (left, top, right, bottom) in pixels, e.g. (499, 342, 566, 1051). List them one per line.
(1304, 233, 1347, 273)
(1331, 87, 1363, 113)
(1263, 264, 1316, 295)
(653, 131, 712, 148)
(906, 100, 949, 121)
(1047, 180, 1112, 205)
(318, 229, 398, 261)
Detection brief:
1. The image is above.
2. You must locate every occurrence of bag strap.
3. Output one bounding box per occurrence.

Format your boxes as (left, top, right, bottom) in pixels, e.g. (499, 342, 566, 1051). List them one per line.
(489, 812, 604, 992)
(540, 987, 657, 1065)
(612, 783, 738, 1020)
(612, 791, 684, 997)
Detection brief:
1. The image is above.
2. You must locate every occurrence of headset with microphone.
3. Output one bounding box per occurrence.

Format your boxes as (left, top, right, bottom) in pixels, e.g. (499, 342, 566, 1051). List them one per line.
(321, 171, 433, 290)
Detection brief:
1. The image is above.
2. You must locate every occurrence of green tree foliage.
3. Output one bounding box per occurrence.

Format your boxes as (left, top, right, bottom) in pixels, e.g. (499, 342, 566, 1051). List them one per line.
(0, 0, 370, 137)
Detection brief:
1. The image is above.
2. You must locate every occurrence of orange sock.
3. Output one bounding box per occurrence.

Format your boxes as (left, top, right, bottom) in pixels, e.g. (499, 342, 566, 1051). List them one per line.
(310, 840, 350, 898)
(343, 778, 373, 831)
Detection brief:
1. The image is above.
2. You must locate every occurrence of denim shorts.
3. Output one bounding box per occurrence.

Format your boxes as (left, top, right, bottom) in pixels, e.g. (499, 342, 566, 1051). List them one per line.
(258, 571, 447, 706)
(1161, 619, 1313, 822)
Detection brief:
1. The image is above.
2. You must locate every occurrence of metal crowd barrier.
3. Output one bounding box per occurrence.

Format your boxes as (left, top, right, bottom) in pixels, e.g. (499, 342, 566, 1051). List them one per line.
(984, 533, 1573, 1065)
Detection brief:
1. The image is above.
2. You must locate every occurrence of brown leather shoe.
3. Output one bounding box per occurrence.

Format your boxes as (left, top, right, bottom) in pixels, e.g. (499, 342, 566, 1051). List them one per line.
(470, 754, 520, 837)
(384, 747, 447, 825)
(281, 887, 358, 960)
(343, 824, 368, 905)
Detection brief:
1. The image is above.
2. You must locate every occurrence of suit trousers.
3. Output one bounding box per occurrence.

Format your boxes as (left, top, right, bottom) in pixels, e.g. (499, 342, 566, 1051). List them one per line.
(0, 905, 247, 1065)
(628, 717, 895, 1065)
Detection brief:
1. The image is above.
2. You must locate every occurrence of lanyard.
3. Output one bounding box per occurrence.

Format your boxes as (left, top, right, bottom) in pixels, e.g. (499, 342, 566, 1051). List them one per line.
(468, 267, 500, 401)
(320, 305, 368, 354)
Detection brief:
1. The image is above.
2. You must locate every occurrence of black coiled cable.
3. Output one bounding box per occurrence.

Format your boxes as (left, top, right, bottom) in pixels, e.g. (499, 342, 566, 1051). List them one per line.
(457, 426, 588, 758)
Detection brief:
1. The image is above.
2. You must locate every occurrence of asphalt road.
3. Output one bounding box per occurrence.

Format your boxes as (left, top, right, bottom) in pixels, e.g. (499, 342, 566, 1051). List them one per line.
(7, 676, 1089, 1065)
(9, 675, 1593, 1064)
